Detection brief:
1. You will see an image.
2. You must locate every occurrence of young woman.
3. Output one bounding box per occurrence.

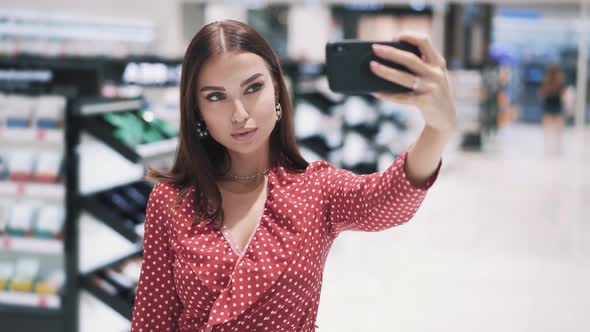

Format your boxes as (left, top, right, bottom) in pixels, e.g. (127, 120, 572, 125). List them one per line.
(131, 20, 455, 332)
(540, 65, 567, 155)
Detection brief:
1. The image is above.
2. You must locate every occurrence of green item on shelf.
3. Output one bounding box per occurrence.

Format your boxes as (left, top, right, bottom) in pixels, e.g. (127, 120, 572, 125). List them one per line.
(6, 228, 26, 237)
(102, 112, 128, 127)
(104, 110, 178, 147)
(32, 230, 55, 239)
(114, 128, 143, 147)
(142, 127, 164, 144)
(150, 119, 178, 138)
(114, 112, 146, 147)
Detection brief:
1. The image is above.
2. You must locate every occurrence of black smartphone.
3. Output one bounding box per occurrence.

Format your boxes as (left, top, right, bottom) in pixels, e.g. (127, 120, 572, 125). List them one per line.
(325, 40, 421, 95)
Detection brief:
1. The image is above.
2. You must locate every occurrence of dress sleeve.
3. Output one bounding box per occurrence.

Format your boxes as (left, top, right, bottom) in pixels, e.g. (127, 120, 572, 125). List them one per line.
(318, 151, 441, 238)
(131, 183, 183, 331)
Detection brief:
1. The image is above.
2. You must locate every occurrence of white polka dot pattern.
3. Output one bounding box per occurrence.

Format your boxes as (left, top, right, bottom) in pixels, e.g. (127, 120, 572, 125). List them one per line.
(131, 151, 441, 331)
(320, 151, 441, 237)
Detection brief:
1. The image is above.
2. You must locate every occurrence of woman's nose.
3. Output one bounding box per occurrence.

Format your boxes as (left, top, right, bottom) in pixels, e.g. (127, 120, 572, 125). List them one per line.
(231, 99, 250, 123)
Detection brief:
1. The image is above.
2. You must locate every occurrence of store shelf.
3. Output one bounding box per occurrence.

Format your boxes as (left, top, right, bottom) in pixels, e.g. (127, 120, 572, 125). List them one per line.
(79, 116, 177, 164)
(0, 127, 63, 148)
(81, 181, 151, 243)
(82, 197, 143, 243)
(135, 137, 178, 160)
(79, 275, 134, 320)
(0, 181, 64, 201)
(1, 235, 63, 255)
(78, 99, 144, 116)
(79, 248, 142, 320)
(0, 291, 61, 309)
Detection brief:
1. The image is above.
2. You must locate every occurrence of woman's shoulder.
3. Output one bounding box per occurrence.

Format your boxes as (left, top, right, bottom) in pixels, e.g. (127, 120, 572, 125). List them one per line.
(304, 159, 335, 173)
(148, 181, 184, 208)
(300, 159, 339, 183)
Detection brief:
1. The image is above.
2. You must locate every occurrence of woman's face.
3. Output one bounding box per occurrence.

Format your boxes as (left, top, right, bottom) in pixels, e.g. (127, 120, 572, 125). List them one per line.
(196, 51, 278, 156)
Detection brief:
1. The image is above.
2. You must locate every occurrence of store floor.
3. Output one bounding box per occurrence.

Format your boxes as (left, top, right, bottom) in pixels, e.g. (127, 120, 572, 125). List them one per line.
(81, 124, 590, 332)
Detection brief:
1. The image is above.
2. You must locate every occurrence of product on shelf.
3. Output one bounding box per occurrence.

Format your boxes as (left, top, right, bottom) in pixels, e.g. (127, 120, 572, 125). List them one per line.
(6, 203, 36, 237)
(10, 258, 39, 292)
(34, 95, 66, 129)
(4, 95, 34, 128)
(340, 132, 377, 169)
(32, 151, 62, 183)
(0, 156, 8, 180)
(120, 186, 148, 208)
(89, 182, 152, 240)
(99, 192, 143, 225)
(0, 261, 14, 290)
(34, 205, 65, 239)
(3, 202, 65, 239)
(7, 152, 35, 182)
(91, 255, 143, 305)
(98, 268, 135, 304)
(1, 151, 63, 184)
(149, 117, 178, 138)
(101, 109, 177, 149)
(0, 204, 7, 234)
(34, 269, 65, 296)
(0, 258, 64, 296)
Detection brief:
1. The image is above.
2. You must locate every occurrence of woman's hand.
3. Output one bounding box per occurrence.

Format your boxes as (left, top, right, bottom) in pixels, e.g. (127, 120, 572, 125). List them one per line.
(369, 32, 456, 133)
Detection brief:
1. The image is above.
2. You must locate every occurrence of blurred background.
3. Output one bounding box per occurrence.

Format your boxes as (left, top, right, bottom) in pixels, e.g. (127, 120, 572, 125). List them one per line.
(0, 0, 588, 331)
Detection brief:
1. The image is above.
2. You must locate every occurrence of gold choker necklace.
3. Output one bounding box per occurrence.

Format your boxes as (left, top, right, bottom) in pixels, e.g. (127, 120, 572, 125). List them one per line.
(224, 167, 272, 183)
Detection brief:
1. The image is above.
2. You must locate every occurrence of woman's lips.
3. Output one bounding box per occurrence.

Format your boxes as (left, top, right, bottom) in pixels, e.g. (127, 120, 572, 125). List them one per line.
(231, 128, 258, 141)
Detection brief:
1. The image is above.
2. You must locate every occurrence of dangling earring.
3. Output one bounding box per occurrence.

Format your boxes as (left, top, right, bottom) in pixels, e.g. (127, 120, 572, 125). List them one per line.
(275, 102, 282, 121)
(196, 121, 209, 138)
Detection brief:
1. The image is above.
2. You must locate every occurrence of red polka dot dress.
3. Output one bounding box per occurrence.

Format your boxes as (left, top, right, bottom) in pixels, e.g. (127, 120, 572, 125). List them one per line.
(131, 151, 441, 332)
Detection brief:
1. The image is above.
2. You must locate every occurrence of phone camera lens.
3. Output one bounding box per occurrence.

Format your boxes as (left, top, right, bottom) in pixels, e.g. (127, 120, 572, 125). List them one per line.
(336, 45, 344, 53)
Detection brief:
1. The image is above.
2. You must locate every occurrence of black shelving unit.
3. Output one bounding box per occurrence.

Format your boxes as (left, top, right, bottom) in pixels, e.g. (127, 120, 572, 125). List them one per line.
(1, 55, 180, 331)
(283, 59, 412, 174)
(0, 66, 81, 332)
(77, 98, 178, 164)
(78, 249, 143, 320)
(73, 97, 178, 322)
(82, 181, 153, 243)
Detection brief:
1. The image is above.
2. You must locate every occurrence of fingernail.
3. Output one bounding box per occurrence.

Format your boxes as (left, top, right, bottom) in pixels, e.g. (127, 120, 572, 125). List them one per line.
(372, 44, 383, 52)
(370, 61, 379, 68)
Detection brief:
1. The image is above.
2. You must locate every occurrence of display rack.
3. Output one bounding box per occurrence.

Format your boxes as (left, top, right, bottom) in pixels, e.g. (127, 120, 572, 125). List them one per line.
(0, 90, 77, 332)
(284, 59, 417, 174)
(1, 55, 180, 331)
(73, 97, 177, 322)
(79, 248, 143, 320)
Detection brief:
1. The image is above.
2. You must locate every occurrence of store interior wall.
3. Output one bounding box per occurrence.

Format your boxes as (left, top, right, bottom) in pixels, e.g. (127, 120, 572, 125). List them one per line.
(1, 0, 186, 57)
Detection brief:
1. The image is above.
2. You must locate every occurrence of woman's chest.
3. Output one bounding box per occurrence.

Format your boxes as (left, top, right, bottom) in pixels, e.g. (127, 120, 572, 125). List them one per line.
(219, 189, 267, 256)
(168, 195, 333, 315)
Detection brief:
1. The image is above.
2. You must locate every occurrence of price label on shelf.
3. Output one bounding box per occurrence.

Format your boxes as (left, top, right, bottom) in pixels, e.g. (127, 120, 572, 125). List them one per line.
(1, 236, 11, 250)
(36, 129, 47, 141)
(0, 181, 64, 201)
(0, 235, 63, 255)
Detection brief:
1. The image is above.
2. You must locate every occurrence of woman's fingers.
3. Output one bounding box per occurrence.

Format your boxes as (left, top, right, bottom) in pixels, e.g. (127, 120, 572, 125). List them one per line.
(372, 44, 434, 78)
(397, 32, 446, 69)
(371, 92, 416, 105)
(370, 60, 415, 89)
(370, 61, 433, 93)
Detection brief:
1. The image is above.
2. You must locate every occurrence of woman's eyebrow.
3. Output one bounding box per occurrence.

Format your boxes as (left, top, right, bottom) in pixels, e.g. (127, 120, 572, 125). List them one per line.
(199, 73, 263, 92)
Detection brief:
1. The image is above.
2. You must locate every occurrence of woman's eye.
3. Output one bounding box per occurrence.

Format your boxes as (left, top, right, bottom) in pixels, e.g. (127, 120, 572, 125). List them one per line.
(246, 83, 263, 94)
(206, 93, 225, 102)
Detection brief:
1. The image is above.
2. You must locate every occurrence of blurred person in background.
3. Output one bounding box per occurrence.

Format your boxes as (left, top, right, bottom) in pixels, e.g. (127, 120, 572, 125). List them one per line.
(496, 64, 518, 129)
(540, 64, 566, 156)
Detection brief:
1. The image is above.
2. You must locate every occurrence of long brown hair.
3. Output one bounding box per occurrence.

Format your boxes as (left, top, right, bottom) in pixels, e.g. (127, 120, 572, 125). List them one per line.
(146, 20, 308, 227)
(541, 65, 565, 97)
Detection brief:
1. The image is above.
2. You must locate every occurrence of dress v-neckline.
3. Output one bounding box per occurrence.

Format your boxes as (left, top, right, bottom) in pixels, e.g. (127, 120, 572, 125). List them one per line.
(218, 170, 273, 258)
